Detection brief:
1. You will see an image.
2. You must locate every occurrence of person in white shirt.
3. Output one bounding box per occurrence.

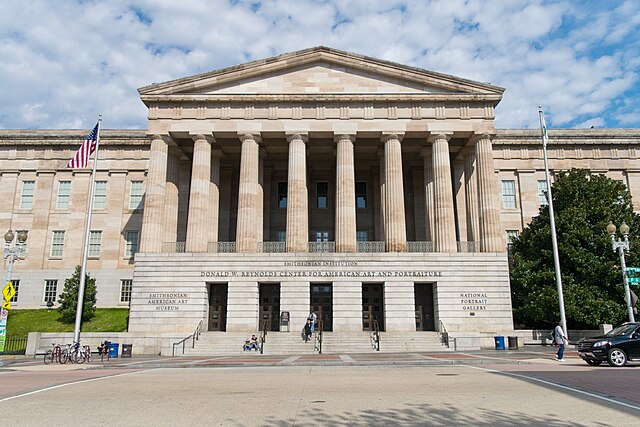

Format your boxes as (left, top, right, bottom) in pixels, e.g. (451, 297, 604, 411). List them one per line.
(554, 321, 570, 361)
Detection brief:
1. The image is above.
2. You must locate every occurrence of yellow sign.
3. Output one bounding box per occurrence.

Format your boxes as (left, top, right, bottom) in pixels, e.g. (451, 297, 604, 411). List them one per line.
(2, 281, 16, 302)
(1, 301, 10, 310)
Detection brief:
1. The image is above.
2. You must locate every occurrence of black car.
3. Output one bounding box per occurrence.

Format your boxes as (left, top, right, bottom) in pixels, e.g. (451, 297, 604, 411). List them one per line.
(577, 322, 640, 367)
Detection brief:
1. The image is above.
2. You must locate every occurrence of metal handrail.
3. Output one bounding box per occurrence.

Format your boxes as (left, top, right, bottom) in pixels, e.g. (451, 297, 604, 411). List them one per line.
(371, 319, 380, 351)
(259, 320, 268, 354)
(439, 320, 450, 348)
(314, 319, 323, 354)
(172, 320, 204, 357)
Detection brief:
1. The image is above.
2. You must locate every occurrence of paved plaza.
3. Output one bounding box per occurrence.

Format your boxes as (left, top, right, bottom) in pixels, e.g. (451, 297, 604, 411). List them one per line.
(1, 348, 638, 426)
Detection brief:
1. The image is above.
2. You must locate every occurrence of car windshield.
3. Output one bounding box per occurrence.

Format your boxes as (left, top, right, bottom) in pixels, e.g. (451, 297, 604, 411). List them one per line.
(605, 324, 638, 337)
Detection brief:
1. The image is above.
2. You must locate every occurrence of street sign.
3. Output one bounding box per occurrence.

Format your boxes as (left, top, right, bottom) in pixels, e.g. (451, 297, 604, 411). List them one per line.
(2, 281, 16, 302)
(626, 267, 640, 284)
(1, 301, 10, 310)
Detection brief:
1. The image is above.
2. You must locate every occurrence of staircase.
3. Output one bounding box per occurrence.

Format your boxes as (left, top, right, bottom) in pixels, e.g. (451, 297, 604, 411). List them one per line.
(178, 331, 451, 356)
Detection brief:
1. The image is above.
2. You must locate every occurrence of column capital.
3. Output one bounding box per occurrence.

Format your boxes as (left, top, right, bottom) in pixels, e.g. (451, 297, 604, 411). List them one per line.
(147, 134, 172, 144)
(334, 134, 356, 144)
(427, 132, 453, 143)
(190, 133, 216, 144)
(469, 132, 496, 144)
(286, 133, 308, 143)
(381, 133, 404, 143)
(238, 133, 262, 144)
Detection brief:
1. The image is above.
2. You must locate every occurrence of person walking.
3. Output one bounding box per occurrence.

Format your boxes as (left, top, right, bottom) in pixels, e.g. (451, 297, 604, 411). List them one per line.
(554, 321, 570, 361)
(303, 319, 312, 342)
(309, 311, 317, 336)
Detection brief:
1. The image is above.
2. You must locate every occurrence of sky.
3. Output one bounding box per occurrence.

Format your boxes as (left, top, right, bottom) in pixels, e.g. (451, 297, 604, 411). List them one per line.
(1, 0, 638, 131)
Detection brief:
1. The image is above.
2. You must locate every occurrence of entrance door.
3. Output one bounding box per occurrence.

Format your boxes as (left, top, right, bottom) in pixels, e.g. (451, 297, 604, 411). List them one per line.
(310, 283, 332, 331)
(208, 283, 228, 331)
(415, 283, 435, 331)
(259, 283, 280, 331)
(362, 283, 384, 331)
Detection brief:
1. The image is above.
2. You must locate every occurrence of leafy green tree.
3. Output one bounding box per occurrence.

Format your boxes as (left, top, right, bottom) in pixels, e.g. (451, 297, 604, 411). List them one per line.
(510, 169, 640, 329)
(57, 265, 97, 324)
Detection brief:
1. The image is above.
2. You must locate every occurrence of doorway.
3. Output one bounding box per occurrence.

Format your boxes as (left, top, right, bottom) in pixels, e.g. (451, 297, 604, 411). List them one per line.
(208, 283, 228, 331)
(362, 283, 384, 331)
(310, 283, 333, 331)
(414, 283, 436, 331)
(259, 283, 280, 331)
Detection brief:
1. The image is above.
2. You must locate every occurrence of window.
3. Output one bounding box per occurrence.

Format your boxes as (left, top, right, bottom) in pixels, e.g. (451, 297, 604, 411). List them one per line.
(43, 279, 58, 303)
(276, 231, 286, 242)
(120, 279, 133, 303)
(537, 180, 548, 206)
(501, 180, 516, 209)
(129, 181, 144, 209)
(315, 231, 329, 242)
(316, 182, 328, 209)
(356, 181, 367, 209)
(9, 280, 19, 303)
(50, 231, 65, 257)
(20, 181, 35, 209)
(125, 230, 139, 257)
(278, 182, 287, 208)
(506, 230, 520, 243)
(56, 181, 71, 209)
(89, 230, 102, 257)
(93, 181, 107, 209)
(356, 231, 369, 242)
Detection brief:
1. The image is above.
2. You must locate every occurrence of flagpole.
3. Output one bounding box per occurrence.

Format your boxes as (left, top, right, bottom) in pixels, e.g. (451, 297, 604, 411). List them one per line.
(538, 106, 568, 338)
(73, 114, 102, 344)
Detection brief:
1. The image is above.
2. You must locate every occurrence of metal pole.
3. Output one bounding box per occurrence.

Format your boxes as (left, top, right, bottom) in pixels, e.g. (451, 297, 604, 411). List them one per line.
(539, 107, 568, 337)
(618, 241, 636, 322)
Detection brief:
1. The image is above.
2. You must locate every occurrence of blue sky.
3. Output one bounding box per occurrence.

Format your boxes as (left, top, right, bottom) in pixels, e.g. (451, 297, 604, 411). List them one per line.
(0, 0, 638, 130)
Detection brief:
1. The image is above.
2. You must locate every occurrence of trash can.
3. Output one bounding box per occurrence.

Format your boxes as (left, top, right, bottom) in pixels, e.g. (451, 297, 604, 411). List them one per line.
(508, 336, 519, 350)
(108, 343, 119, 358)
(494, 336, 505, 350)
(121, 344, 132, 358)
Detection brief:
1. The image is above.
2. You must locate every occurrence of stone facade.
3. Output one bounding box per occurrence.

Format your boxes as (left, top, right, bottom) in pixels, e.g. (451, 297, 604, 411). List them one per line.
(2, 47, 640, 338)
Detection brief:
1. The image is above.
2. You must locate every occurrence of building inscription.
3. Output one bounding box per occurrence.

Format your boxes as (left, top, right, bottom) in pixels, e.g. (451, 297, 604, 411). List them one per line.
(460, 292, 488, 311)
(147, 293, 189, 311)
(201, 270, 442, 278)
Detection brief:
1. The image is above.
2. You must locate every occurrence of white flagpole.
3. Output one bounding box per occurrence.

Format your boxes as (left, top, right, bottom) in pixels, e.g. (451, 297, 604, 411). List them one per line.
(73, 114, 102, 344)
(538, 106, 568, 338)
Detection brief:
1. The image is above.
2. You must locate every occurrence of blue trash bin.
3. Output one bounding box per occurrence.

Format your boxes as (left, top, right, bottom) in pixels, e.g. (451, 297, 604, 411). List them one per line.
(108, 343, 119, 358)
(494, 336, 505, 350)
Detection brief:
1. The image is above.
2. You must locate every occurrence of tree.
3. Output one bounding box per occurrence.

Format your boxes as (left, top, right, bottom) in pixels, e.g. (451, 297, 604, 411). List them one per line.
(57, 265, 97, 324)
(509, 169, 640, 329)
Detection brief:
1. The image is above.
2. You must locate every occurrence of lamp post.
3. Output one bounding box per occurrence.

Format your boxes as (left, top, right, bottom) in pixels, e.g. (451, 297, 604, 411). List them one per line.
(4, 229, 28, 291)
(607, 221, 636, 322)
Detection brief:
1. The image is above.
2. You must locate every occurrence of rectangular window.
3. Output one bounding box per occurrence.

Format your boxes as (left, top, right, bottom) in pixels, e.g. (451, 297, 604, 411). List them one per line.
(129, 181, 144, 209)
(9, 280, 19, 303)
(506, 230, 520, 243)
(316, 182, 328, 209)
(20, 181, 35, 209)
(56, 181, 71, 209)
(356, 231, 369, 242)
(120, 279, 133, 303)
(50, 231, 65, 257)
(89, 230, 102, 257)
(93, 181, 107, 209)
(356, 181, 367, 209)
(125, 230, 139, 257)
(278, 182, 287, 208)
(537, 180, 548, 206)
(315, 231, 329, 242)
(501, 180, 516, 209)
(276, 231, 286, 242)
(43, 279, 58, 303)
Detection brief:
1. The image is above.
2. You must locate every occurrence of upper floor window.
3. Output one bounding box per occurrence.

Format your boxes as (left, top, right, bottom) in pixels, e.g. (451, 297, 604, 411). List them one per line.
(89, 230, 102, 257)
(501, 180, 516, 209)
(124, 230, 139, 257)
(56, 181, 71, 209)
(43, 279, 58, 303)
(120, 279, 133, 303)
(537, 180, 549, 206)
(276, 231, 286, 242)
(9, 280, 19, 303)
(356, 231, 369, 242)
(93, 181, 107, 209)
(315, 231, 329, 242)
(316, 182, 328, 209)
(50, 230, 65, 257)
(20, 181, 35, 209)
(356, 182, 367, 209)
(278, 182, 287, 208)
(129, 181, 144, 209)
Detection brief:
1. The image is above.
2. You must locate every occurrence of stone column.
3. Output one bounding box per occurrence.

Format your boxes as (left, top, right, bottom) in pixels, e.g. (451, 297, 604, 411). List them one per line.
(236, 133, 261, 253)
(140, 134, 169, 253)
(421, 147, 434, 242)
(474, 134, 505, 252)
(286, 134, 309, 252)
(257, 149, 265, 243)
(378, 149, 386, 242)
(335, 134, 357, 252)
(464, 149, 480, 243)
(209, 150, 222, 247)
(382, 133, 407, 252)
(430, 133, 457, 253)
(163, 150, 180, 245)
(186, 134, 212, 253)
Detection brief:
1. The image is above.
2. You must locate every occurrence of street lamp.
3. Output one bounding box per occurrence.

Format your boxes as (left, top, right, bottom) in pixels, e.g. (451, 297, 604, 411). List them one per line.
(607, 221, 636, 322)
(4, 229, 28, 290)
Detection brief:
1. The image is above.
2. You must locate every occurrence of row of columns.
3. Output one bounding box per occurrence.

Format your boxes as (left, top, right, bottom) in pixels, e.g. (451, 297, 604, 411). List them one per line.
(140, 132, 505, 254)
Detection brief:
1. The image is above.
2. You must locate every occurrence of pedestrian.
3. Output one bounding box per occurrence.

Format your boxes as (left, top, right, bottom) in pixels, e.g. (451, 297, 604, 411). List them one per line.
(309, 311, 317, 335)
(554, 321, 570, 361)
(303, 319, 312, 342)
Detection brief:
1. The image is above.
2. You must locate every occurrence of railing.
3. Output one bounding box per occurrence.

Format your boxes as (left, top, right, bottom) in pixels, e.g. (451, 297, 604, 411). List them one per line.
(171, 320, 204, 357)
(439, 320, 450, 348)
(309, 241, 335, 253)
(259, 242, 285, 253)
(457, 241, 478, 253)
(0, 336, 27, 355)
(163, 242, 186, 253)
(357, 241, 385, 252)
(371, 320, 380, 351)
(207, 242, 236, 253)
(314, 319, 323, 354)
(407, 241, 434, 252)
(259, 320, 267, 354)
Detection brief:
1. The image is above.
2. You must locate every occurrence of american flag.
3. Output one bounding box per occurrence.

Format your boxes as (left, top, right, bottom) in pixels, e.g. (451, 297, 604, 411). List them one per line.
(67, 122, 99, 168)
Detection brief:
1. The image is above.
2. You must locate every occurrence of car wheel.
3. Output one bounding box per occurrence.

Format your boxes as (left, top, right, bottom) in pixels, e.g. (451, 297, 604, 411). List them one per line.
(607, 348, 628, 367)
(585, 359, 602, 366)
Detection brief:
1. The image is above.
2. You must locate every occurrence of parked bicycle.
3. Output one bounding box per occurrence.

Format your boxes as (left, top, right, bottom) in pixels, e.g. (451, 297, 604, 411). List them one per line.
(43, 343, 68, 364)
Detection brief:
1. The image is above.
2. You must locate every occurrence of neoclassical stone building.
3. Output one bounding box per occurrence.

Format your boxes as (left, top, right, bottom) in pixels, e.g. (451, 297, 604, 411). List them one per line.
(3, 47, 640, 340)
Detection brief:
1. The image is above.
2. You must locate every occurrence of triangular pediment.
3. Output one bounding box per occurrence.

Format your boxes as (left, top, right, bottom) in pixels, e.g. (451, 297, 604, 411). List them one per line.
(139, 47, 504, 99)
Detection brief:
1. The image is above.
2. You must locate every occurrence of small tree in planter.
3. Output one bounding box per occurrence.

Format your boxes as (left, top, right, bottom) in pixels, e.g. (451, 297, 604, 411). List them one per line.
(57, 265, 97, 324)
